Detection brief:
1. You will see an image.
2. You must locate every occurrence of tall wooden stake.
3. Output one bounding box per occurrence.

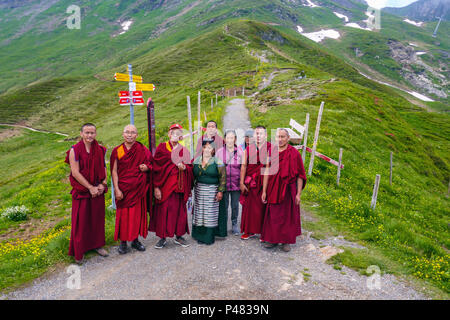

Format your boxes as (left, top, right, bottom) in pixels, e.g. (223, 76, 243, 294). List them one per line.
(337, 148, 343, 186)
(390, 151, 393, 186)
(308, 102, 324, 176)
(371, 174, 381, 209)
(187, 96, 194, 159)
(302, 113, 309, 161)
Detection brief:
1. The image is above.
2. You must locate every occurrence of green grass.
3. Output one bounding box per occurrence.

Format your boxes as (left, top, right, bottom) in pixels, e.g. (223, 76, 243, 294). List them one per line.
(0, 19, 448, 297)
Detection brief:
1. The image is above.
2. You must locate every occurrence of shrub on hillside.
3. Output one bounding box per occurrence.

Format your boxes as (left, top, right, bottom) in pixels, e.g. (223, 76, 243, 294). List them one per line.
(0, 205, 29, 221)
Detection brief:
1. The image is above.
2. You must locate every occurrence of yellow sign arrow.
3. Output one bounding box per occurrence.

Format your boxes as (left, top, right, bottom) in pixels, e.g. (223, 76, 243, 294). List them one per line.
(114, 73, 143, 83)
(136, 83, 156, 91)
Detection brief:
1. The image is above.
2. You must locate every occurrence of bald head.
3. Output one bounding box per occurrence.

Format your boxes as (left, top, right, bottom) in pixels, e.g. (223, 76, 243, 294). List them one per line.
(123, 124, 137, 133)
(123, 124, 138, 145)
(276, 128, 290, 148)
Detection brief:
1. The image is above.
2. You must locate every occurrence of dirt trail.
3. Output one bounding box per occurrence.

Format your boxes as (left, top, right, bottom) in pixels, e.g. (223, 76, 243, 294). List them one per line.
(0, 123, 68, 137)
(1, 99, 427, 300)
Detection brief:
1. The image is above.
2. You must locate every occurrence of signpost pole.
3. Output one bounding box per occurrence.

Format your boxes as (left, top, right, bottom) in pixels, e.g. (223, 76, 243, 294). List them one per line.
(128, 64, 134, 125)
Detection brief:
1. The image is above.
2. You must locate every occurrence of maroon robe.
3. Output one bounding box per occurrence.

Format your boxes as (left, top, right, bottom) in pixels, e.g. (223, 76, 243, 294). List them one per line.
(149, 141, 193, 238)
(262, 145, 307, 244)
(65, 139, 107, 261)
(110, 141, 152, 241)
(240, 142, 272, 235)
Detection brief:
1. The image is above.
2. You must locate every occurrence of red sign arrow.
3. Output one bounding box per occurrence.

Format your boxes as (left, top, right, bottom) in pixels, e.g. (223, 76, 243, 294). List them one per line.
(119, 98, 130, 105)
(132, 98, 144, 105)
(118, 91, 129, 97)
(131, 91, 143, 97)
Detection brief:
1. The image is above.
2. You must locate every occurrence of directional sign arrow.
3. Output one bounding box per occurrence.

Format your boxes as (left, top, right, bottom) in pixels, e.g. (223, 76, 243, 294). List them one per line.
(119, 98, 130, 105)
(132, 98, 144, 105)
(136, 83, 156, 91)
(114, 73, 143, 83)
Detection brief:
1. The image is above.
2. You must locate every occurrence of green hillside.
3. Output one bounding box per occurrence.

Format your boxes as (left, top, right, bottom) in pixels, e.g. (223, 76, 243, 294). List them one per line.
(0, 0, 447, 105)
(0, 5, 448, 297)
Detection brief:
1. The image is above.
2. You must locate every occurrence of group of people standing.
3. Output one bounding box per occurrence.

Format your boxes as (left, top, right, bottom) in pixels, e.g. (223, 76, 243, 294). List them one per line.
(65, 120, 307, 264)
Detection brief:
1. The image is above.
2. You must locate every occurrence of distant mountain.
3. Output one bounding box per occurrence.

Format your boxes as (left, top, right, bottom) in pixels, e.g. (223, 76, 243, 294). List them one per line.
(383, 0, 449, 21)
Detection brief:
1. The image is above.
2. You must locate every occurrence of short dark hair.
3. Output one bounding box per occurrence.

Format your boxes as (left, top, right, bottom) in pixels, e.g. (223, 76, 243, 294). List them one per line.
(255, 125, 266, 130)
(206, 120, 217, 128)
(81, 123, 96, 132)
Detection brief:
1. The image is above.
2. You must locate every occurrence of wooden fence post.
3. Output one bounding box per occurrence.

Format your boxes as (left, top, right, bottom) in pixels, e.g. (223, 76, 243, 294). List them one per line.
(215, 94, 218, 105)
(187, 96, 194, 159)
(308, 102, 324, 176)
(242, 86, 245, 96)
(390, 151, 393, 186)
(447, 179, 450, 198)
(337, 148, 343, 186)
(302, 113, 309, 161)
(370, 174, 381, 209)
(197, 91, 201, 134)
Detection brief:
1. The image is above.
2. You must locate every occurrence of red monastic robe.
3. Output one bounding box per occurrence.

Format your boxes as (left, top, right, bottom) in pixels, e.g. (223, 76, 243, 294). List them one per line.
(149, 141, 193, 238)
(239, 142, 272, 235)
(261, 144, 307, 244)
(65, 139, 107, 261)
(110, 141, 152, 242)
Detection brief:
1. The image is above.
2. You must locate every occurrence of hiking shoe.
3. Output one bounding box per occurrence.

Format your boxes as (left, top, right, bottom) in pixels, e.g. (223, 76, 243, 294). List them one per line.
(131, 239, 146, 252)
(154, 238, 167, 249)
(232, 224, 240, 235)
(118, 241, 128, 254)
(264, 242, 277, 249)
(240, 233, 255, 240)
(174, 236, 190, 247)
(281, 243, 291, 252)
(95, 247, 109, 257)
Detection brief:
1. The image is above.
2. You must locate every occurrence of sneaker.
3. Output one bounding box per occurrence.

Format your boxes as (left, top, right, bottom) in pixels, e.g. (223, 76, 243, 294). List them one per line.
(154, 238, 167, 249)
(131, 239, 146, 252)
(241, 233, 256, 240)
(118, 241, 128, 254)
(95, 247, 109, 257)
(281, 243, 291, 252)
(232, 224, 240, 235)
(264, 242, 277, 249)
(174, 236, 190, 248)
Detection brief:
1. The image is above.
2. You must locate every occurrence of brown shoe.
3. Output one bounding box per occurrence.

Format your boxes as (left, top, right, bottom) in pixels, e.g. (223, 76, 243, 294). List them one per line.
(281, 244, 291, 252)
(95, 248, 109, 257)
(264, 242, 277, 249)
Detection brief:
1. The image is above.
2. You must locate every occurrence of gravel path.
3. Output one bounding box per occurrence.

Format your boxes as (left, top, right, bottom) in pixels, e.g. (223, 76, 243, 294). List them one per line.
(2, 209, 426, 300)
(222, 98, 251, 146)
(1, 99, 428, 300)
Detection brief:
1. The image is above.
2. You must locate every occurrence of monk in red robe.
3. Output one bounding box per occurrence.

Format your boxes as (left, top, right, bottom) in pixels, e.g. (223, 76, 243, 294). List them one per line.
(65, 123, 109, 264)
(194, 120, 224, 159)
(111, 124, 152, 254)
(261, 128, 307, 252)
(239, 125, 271, 240)
(149, 124, 193, 249)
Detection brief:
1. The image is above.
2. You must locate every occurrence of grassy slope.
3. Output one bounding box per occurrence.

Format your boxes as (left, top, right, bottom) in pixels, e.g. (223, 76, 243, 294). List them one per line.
(0, 18, 448, 296)
(237, 22, 449, 296)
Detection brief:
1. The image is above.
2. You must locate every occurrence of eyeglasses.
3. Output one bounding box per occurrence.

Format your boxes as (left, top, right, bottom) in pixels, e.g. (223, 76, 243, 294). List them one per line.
(124, 131, 137, 135)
